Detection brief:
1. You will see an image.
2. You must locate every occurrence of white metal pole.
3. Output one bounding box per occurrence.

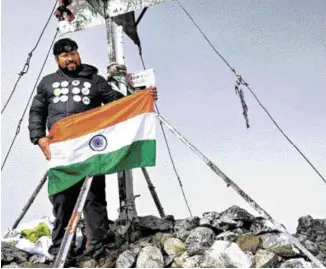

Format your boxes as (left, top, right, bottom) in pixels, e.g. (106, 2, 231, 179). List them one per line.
(115, 24, 137, 219)
(54, 177, 94, 268)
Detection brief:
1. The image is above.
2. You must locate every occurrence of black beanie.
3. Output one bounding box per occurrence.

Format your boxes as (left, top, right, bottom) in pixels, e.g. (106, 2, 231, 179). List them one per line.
(53, 38, 78, 56)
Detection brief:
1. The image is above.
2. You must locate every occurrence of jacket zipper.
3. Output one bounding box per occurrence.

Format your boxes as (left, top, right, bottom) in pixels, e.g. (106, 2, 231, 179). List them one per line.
(65, 77, 72, 117)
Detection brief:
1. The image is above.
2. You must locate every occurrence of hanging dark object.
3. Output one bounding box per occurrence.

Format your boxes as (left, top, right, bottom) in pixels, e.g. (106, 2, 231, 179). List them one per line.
(55, 0, 75, 22)
(235, 75, 250, 128)
(113, 12, 141, 48)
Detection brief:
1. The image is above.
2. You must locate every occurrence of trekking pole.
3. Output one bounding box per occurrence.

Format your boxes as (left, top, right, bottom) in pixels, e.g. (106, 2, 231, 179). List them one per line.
(54, 176, 93, 268)
(157, 114, 325, 268)
(12, 171, 48, 229)
(141, 167, 165, 218)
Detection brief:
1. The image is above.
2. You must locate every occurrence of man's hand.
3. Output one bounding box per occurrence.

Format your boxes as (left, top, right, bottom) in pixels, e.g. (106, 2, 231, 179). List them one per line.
(150, 87, 158, 101)
(38, 137, 51, 160)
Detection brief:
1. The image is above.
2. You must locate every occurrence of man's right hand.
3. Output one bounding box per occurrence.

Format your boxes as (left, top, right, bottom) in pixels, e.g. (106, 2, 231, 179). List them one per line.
(38, 137, 51, 160)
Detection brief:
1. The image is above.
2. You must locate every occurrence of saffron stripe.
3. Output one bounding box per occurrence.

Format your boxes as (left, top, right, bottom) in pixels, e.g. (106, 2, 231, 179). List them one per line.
(48, 89, 154, 143)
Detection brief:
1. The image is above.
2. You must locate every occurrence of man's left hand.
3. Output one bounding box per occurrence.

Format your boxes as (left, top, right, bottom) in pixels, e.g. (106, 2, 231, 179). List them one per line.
(150, 87, 158, 101)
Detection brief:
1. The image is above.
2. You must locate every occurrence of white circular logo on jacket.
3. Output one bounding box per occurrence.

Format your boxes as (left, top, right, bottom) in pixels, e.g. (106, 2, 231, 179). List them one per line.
(53, 97, 60, 104)
(61, 81, 69, 87)
(81, 88, 90, 95)
(82, 96, 90, 105)
(52, 82, 60, 88)
(61, 88, 69, 95)
(73, 95, 82, 102)
(60, 95, 68, 102)
(53, 88, 61, 97)
(83, 82, 91, 88)
(72, 87, 81, 94)
(72, 80, 80, 86)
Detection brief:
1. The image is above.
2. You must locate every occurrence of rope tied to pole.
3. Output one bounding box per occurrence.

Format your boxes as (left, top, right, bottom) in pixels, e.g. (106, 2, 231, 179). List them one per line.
(235, 74, 250, 128)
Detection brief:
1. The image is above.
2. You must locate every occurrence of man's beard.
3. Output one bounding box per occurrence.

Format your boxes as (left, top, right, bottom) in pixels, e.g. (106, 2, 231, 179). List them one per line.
(60, 63, 82, 75)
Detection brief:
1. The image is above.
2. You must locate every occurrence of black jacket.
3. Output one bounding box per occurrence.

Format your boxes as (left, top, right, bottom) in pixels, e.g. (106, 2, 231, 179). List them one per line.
(28, 64, 124, 145)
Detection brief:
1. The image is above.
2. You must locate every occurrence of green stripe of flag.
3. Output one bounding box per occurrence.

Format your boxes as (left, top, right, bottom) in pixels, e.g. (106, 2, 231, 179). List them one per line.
(48, 140, 156, 195)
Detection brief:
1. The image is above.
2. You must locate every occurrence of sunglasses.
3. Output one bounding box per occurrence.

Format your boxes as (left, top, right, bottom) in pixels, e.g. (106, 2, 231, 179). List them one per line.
(55, 45, 78, 56)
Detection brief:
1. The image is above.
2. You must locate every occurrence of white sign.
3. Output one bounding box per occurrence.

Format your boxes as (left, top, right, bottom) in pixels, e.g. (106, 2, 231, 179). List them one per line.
(107, 0, 165, 17)
(127, 69, 155, 90)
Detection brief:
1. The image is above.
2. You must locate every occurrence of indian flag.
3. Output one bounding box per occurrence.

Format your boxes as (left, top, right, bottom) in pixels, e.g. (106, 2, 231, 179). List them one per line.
(47, 89, 156, 195)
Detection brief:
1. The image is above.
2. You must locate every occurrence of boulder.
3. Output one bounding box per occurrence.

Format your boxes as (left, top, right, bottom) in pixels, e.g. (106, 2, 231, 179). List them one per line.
(260, 233, 300, 258)
(216, 231, 239, 242)
(116, 250, 137, 268)
(1, 242, 29, 265)
(250, 217, 279, 235)
(185, 227, 215, 256)
(201, 240, 253, 267)
(174, 217, 200, 233)
(163, 237, 185, 263)
(254, 249, 281, 268)
(136, 246, 164, 268)
(236, 234, 261, 253)
(136, 215, 174, 234)
(279, 258, 312, 268)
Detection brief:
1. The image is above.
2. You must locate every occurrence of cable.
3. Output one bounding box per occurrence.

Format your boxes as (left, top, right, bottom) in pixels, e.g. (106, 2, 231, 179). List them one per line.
(174, 0, 326, 186)
(139, 51, 193, 216)
(1, 0, 58, 114)
(246, 84, 326, 185)
(1, 29, 59, 172)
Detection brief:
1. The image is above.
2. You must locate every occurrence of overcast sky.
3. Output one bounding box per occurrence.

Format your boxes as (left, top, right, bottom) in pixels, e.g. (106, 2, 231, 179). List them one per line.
(1, 0, 326, 233)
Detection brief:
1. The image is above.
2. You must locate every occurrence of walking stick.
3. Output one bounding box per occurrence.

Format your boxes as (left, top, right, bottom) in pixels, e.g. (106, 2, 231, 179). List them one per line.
(54, 177, 93, 268)
(12, 171, 48, 229)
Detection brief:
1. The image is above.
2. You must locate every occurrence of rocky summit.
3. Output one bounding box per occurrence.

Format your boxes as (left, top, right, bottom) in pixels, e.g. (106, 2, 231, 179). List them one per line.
(2, 205, 326, 268)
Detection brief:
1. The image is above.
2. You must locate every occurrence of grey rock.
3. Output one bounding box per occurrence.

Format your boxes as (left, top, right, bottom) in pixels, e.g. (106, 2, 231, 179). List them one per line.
(134, 236, 152, 248)
(136, 246, 164, 268)
(200, 211, 224, 232)
(200, 211, 244, 232)
(315, 252, 326, 266)
(116, 250, 137, 268)
(220, 205, 255, 223)
(172, 252, 202, 268)
(254, 249, 281, 268)
(29, 254, 49, 264)
(250, 217, 279, 235)
(294, 233, 308, 243)
(297, 216, 315, 235)
(163, 237, 185, 262)
(201, 240, 253, 268)
(260, 233, 300, 258)
(175, 231, 191, 242)
(182, 255, 202, 268)
(2, 263, 19, 268)
(1, 242, 29, 264)
(302, 240, 319, 255)
(307, 219, 326, 243)
(150, 233, 173, 250)
(236, 234, 261, 253)
(216, 231, 239, 242)
(317, 242, 326, 253)
(136, 215, 174, 233)
(185, 227, 215, 256)
(174, 217, 200, 233)
(14, 262, 50, 268)
(296, 216, 326, 243)
(233, 227, 250, 234)
(279, 258, 312, 268)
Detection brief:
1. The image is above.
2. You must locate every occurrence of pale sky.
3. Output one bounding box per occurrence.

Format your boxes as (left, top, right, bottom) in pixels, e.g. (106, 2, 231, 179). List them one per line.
(1, 0, 326, 233)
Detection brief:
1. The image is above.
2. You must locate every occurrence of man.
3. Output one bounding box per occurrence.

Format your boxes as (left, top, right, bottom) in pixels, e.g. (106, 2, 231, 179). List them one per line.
(28, 38, 157, 265)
